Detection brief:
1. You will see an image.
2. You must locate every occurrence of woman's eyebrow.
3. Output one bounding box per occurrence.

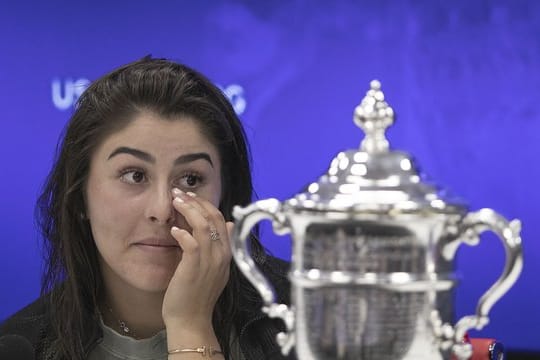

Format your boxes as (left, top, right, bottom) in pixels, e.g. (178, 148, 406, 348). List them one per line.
(108, 147, 154, 163)
(107, 147, 213, 168)
(174, 153, 213, 168)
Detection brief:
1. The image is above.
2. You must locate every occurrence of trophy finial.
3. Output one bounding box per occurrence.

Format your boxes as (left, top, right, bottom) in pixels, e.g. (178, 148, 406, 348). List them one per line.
(354, 80, 394, 153)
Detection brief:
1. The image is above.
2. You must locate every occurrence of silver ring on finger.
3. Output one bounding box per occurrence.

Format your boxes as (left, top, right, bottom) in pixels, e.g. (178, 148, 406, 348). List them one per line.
(209, 228, 221, 242)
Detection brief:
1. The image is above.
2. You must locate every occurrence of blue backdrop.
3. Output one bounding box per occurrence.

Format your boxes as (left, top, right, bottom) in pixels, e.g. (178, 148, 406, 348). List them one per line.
(1, 0, 539, 352)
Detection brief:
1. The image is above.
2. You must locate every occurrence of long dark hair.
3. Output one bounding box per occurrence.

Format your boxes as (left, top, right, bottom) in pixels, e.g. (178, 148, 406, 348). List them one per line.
(37, 57, 265, 359)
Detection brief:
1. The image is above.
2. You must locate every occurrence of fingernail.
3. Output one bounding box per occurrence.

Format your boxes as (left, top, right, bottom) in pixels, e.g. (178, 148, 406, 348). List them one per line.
(172, 188, 183, 196)
(186, 192, 196, 197)
(171, 226, 184, 236)
(174, 197, 184, 204)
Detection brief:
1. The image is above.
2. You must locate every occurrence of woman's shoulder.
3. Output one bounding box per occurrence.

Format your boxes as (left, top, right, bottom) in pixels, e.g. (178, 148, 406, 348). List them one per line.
(260, 254, 290, 275)
(0, 295, 49, 341)
(236, 253, 291, 310)
(258, 254, 291, 304)
(237, 254, 297, 359)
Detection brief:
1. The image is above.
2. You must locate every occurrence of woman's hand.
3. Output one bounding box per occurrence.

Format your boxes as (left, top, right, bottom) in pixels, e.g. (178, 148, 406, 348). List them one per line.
(162, 188, 233, 335)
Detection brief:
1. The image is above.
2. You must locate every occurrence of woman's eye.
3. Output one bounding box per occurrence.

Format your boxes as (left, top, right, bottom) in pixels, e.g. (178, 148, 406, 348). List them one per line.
(121, 170, 146, 184)
(180, 173, 203, 188)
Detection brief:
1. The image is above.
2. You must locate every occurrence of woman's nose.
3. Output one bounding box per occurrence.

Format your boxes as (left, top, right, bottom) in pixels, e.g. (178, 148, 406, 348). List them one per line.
(146, 185, 175, 225)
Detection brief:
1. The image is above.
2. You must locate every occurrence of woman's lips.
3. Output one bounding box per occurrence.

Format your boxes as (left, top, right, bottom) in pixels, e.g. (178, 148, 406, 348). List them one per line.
(134, 244, 181, 253)
(134, 238, 181, 252)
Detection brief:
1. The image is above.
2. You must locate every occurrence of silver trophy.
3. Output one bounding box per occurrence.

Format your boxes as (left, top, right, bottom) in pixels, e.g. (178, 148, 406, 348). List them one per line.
(231, 81, 523, 360)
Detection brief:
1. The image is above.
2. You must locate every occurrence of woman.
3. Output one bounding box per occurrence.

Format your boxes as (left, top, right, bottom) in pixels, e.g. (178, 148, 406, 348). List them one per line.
(0, 57, 293, 360)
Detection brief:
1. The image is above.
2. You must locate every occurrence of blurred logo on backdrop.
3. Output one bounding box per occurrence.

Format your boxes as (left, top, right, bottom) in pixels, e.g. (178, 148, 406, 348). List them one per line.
(51, 78, 247, 115)
(218, 84, 246, 115)
(51, 78, 90, 111)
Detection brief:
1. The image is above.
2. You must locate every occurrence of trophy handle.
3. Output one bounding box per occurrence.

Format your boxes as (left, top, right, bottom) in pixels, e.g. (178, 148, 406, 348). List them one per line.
(232, 199, 295, 355)
(440, 208, 523, 357)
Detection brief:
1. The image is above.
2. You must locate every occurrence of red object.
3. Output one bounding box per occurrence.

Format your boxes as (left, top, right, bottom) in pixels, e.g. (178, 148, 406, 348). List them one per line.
(470, 338, 503, 360)
(451, 336, 504, 360)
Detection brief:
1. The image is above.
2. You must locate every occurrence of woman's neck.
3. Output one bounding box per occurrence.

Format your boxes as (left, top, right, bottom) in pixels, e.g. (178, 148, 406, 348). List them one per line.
(100, 268, 166, 339)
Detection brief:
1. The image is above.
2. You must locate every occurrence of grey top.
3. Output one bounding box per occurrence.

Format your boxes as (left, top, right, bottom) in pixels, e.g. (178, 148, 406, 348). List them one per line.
(88, 316, 245, 360)
(88, 316, 167, 360)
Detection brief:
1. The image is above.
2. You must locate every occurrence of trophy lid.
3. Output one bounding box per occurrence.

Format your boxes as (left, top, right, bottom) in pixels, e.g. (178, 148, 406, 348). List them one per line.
(288, 80, 467, 214)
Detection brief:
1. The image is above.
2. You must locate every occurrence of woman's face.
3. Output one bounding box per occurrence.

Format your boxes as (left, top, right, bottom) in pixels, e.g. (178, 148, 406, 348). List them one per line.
(85, 112, 222, 294)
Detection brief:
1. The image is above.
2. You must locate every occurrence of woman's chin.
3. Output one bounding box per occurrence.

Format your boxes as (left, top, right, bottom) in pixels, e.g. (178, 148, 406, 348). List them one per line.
(135, 276, 174, 293)
(127, 265, 177, 293)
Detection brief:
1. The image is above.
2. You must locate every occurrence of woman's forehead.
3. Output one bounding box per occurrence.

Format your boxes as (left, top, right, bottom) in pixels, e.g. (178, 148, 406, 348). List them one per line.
(96, 113, 220, 162)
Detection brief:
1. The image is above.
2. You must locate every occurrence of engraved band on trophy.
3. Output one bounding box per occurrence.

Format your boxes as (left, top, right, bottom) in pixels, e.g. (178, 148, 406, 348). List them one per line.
(231, 81, 523, 360)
